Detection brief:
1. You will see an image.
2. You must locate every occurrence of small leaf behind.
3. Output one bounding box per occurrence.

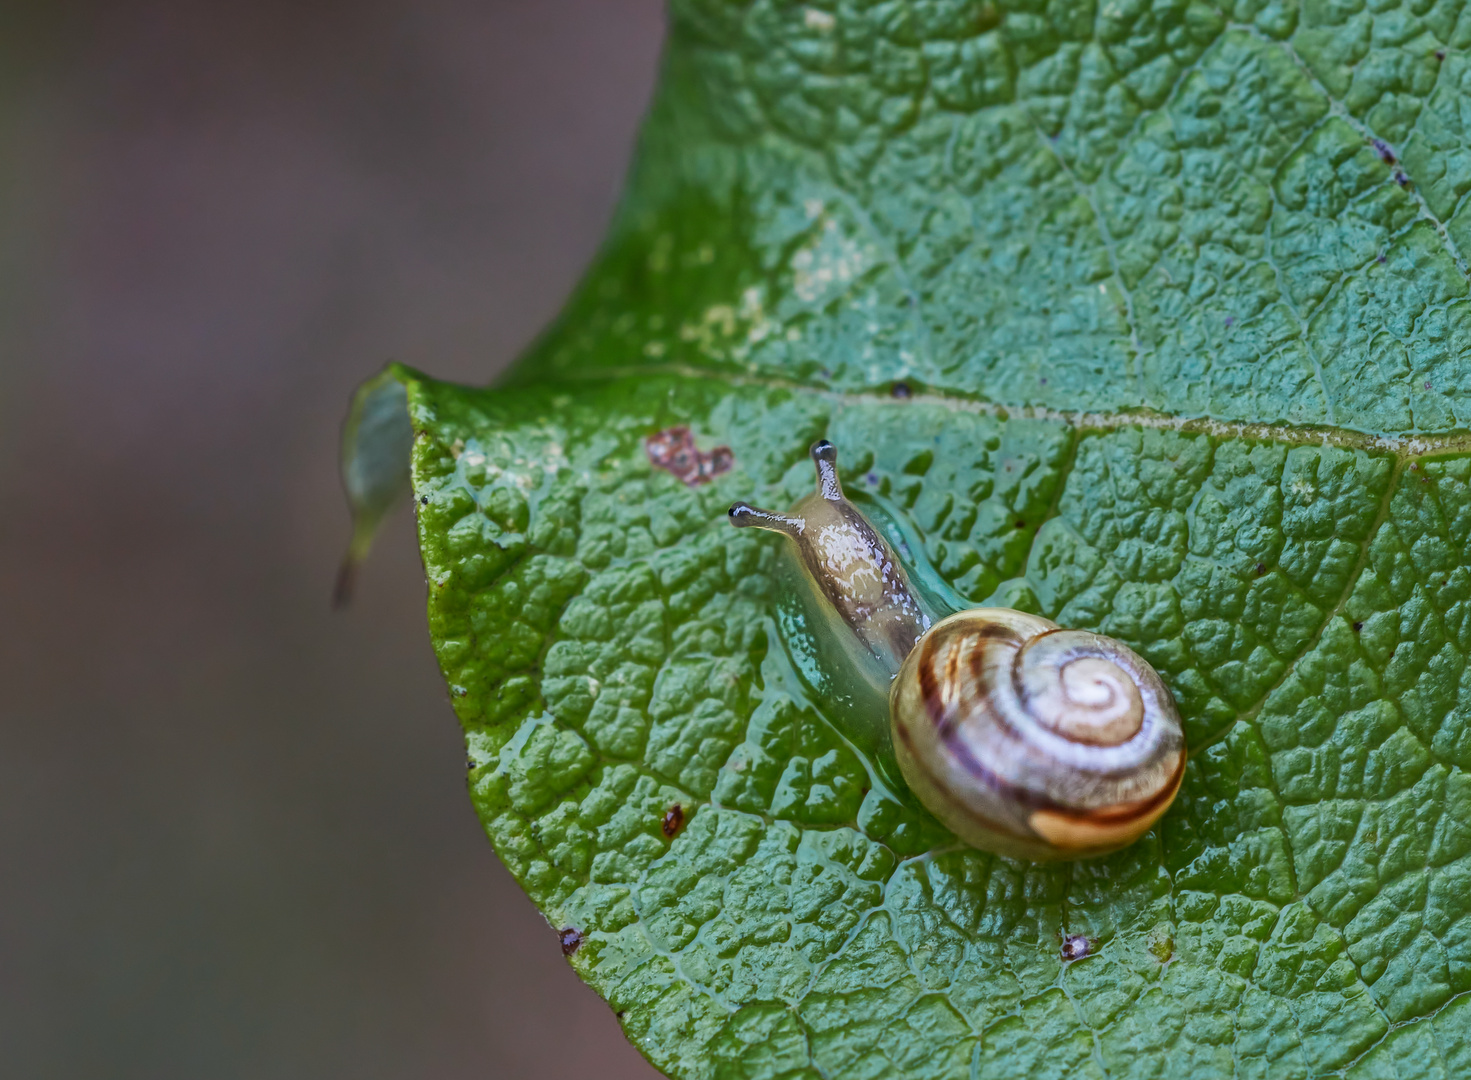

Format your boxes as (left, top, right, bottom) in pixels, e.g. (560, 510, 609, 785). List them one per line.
(335, 366, 413, 606)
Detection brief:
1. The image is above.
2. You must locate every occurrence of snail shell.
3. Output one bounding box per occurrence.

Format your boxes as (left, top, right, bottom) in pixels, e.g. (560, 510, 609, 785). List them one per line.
(730, 440, 1186, 861)
(891, 608, 1185, 861)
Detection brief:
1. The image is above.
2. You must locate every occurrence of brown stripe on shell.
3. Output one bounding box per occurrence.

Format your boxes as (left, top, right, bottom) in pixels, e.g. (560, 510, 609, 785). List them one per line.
(1037, 748, 1188, 826)
(916, 629, 953, 728)
(916, 631, 939, 717)
(936, 718, 1054, 813)
(1026, 752, 1186, 853)
(917, 622, 1016, 731)
(967, 621, 1020, 640)
(968, 623, 1028, 745)
(943, 631, 966, 710)
(936, 718, 1184, 818)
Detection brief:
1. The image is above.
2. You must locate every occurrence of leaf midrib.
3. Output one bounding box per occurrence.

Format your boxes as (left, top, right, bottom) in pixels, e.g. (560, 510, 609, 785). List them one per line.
(510, 363, 1471, 455)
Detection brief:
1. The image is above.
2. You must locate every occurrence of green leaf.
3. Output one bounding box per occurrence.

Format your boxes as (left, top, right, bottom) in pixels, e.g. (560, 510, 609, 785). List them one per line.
(358, 3, 1471, 1076)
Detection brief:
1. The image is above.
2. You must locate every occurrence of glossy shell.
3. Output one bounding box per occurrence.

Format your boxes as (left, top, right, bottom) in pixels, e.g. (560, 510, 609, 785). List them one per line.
(891, 608, 1186, 861)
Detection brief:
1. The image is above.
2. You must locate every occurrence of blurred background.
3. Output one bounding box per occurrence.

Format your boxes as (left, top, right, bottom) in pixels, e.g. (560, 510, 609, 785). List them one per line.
(0, 2, 666, 1077)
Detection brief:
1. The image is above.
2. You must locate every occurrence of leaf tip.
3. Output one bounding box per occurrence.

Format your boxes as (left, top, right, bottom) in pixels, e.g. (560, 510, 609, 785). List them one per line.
(332, 548, 362, 610)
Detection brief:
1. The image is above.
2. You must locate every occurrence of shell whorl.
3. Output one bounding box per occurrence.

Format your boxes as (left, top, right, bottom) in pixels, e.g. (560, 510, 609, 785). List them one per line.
(892, 608, 1185, 861)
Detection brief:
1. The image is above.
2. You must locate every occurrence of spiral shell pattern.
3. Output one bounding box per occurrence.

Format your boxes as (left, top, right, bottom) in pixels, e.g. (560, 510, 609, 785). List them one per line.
(891, 608, 1186, 860)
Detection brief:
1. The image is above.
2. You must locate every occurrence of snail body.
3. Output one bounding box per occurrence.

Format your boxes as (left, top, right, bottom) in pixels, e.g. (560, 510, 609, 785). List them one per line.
(730, 441, 1186, 861)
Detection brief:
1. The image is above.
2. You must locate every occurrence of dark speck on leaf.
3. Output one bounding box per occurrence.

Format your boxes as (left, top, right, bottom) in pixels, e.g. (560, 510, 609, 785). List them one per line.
(559, 928, 582, 956)
(1039, 377, 1048, 385)
(1255, 563, 1267, 576)
(420, 495, 429, 505)
(1015, 520, 1026, 529)
(662, 803, 685, 838)
(1436, 49, 1447, 60)
(1425, 381, 1433, 390)
(891, 381, 912, 399)
(1061, 934, 1091, 961)
(865, 472, 879, 486)
(1395, 170, 1411, 188)
(1372, 138, 1396, 164)
(1353, 621, 1364, 632)
(1377, 253, 1387, 263)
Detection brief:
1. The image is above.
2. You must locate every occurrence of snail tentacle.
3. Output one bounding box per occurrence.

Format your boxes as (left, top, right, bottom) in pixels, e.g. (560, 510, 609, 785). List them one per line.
(728, 502, 805, 536)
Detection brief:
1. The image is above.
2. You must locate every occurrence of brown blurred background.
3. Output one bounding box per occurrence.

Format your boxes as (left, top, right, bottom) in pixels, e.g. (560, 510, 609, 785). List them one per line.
(0, 3, 667, 1076)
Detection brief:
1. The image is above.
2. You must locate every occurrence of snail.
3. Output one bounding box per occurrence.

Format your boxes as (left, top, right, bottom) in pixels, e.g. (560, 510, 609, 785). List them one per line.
(729, 440, 1186, 861)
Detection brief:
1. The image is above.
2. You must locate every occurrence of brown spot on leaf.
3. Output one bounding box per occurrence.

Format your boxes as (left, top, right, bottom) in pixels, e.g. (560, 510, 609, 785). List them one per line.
(662, 803, 685, 838)
(1254, 563, 1267, 576)
(891, 381, 912, 399)
(1061, 934, 1091, 961)
(646, 426, 733, 487)
(1372, 138, 1397, 165)
(559, 928, 582, 956)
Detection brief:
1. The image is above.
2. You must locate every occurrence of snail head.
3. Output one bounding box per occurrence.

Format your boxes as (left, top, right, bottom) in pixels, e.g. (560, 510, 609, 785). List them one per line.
(729, 440, 929, 672)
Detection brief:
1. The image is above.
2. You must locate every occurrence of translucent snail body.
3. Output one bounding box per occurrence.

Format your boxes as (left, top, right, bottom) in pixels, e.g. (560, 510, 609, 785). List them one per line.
(730, 441, 1186, 861)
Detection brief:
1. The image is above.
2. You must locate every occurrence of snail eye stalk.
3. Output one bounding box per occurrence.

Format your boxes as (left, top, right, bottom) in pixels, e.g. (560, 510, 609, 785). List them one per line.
(728, 502, 805, 536)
